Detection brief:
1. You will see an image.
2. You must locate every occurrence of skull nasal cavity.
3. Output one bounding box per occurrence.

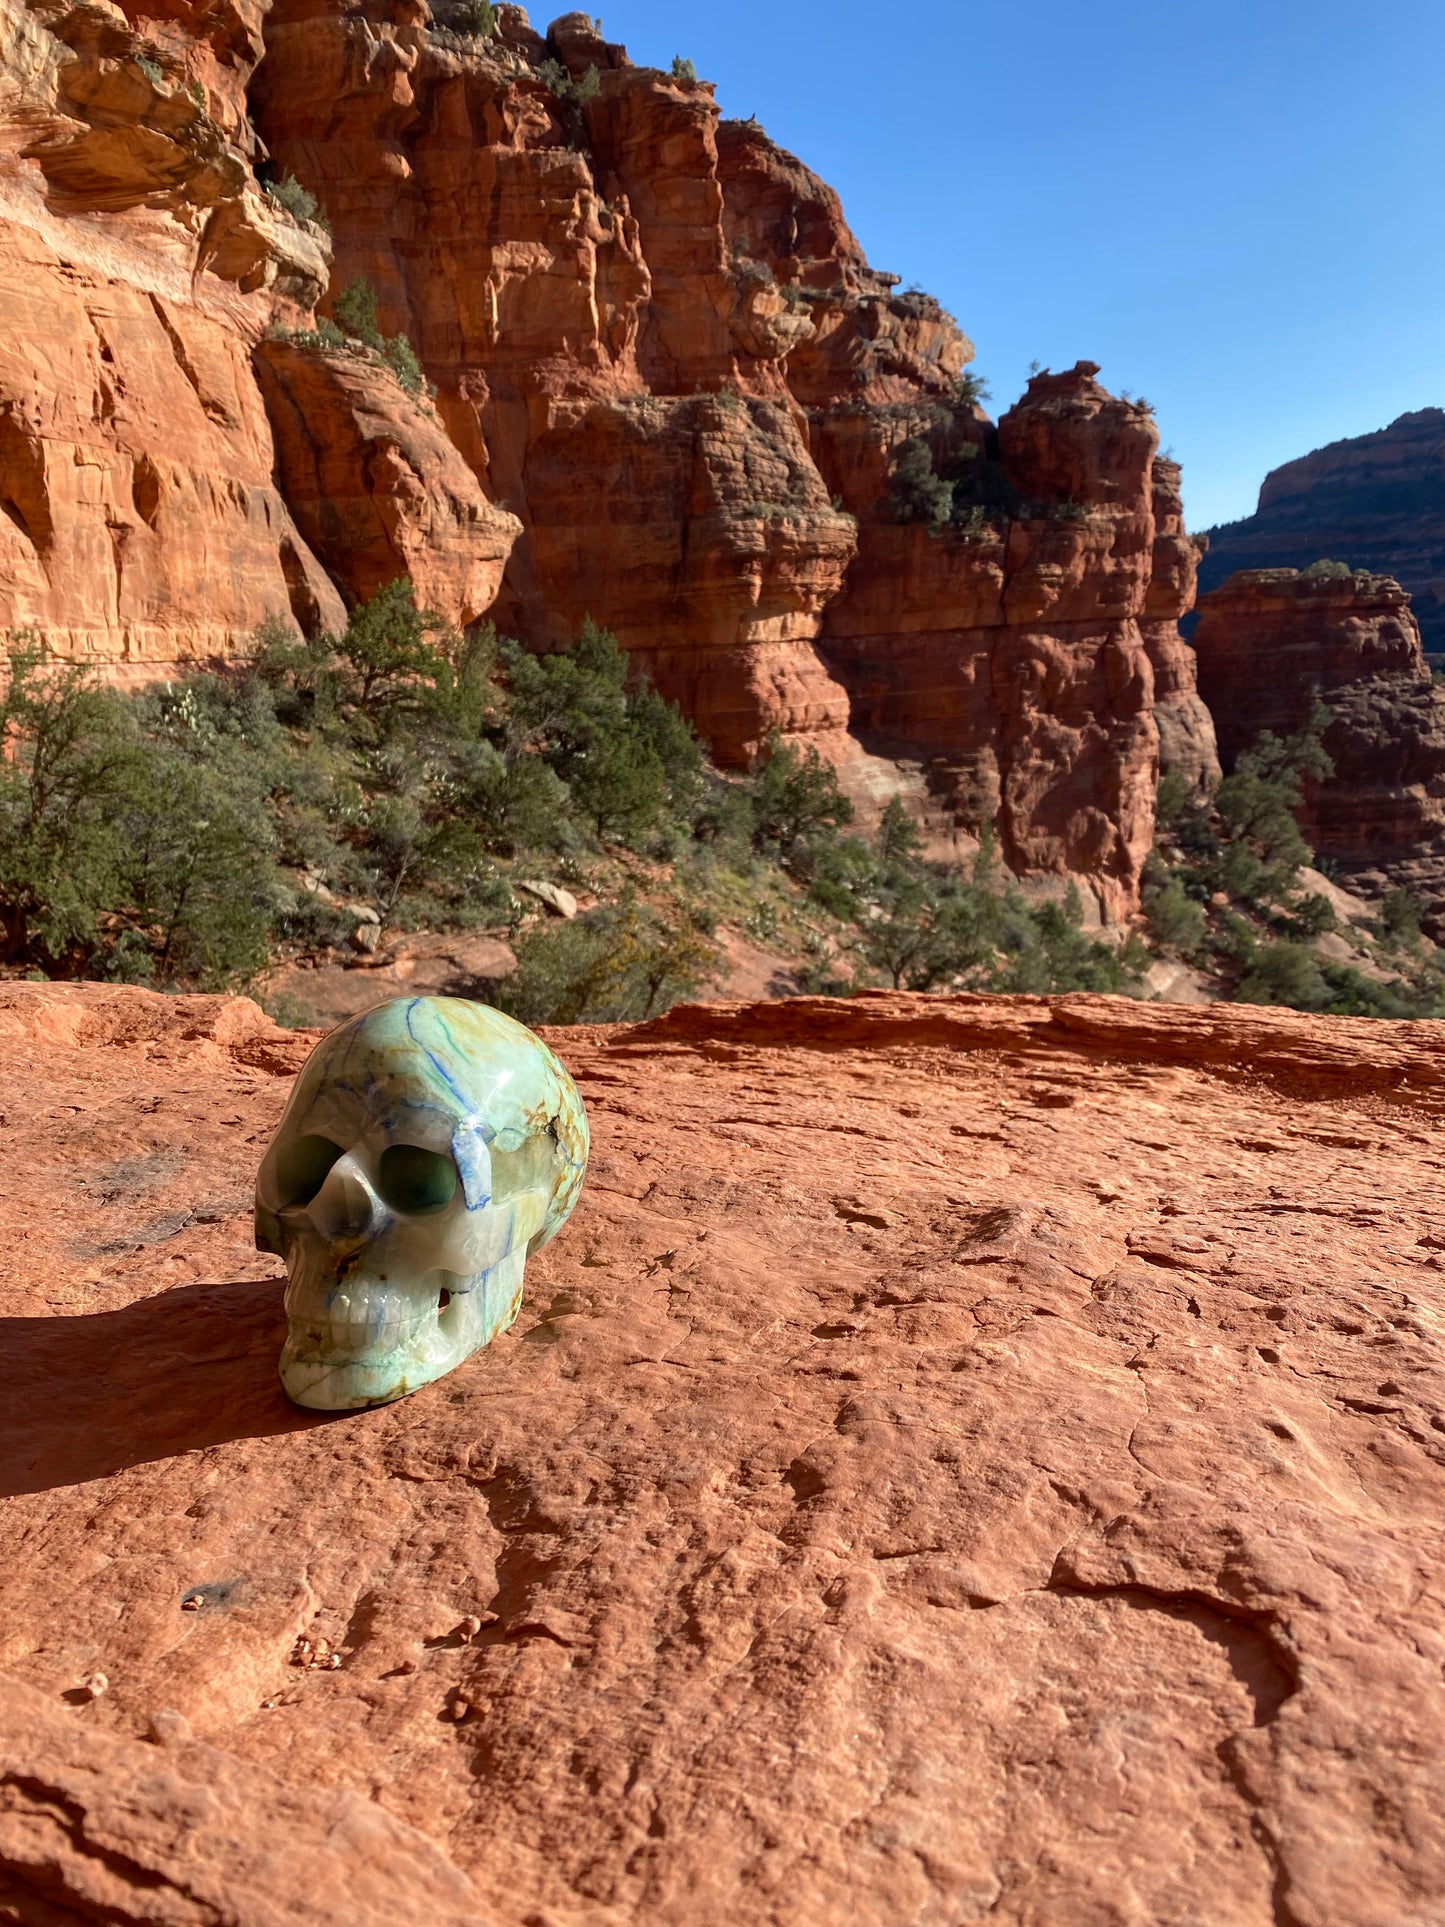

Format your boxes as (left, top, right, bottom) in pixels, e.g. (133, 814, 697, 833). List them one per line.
(276, 1135, 344, 1206)
(377, 1145, 458, 1215)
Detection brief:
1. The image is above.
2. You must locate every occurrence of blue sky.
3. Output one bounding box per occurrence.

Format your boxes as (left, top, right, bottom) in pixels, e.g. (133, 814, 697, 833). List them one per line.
(586, 0, 1445, 530)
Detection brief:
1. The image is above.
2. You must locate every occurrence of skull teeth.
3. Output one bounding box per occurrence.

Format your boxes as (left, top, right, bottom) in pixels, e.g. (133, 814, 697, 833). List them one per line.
(284, 1266, 438, 1355)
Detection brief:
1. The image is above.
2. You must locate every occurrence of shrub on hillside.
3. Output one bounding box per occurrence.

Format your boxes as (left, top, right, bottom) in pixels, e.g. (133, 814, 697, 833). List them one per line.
(495, 896, 715, 1025)
(0, 642, 275, 983)
(1236, 939, 1331, 1010)
(750, 735, 854, 861)
(458, 0, 495, 34)
(887, 439, 953, 529)
(330, 280, 428, 396)
(264, 174, 322, 225)
(1144, 872, 1206, 955)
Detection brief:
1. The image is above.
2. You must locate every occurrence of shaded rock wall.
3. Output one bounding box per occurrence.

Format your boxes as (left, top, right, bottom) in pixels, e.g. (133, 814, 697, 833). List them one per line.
(1193, 566, 1445, 921)
(1200, 408, 1445, 655)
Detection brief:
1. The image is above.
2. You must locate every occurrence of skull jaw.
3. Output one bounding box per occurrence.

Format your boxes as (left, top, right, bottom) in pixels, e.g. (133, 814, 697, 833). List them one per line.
(278, 1251, 528, 1410)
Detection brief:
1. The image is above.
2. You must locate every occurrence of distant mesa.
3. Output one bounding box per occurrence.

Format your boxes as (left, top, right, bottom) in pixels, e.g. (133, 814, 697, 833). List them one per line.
(1199, 408, 1445, 655)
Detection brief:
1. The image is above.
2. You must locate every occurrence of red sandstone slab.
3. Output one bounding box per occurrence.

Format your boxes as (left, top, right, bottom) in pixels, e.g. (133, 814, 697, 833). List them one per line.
(1, 981, 1443, 1924)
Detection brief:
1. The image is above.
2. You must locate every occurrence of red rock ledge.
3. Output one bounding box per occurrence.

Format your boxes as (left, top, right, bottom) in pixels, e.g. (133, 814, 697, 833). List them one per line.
(0, 981, 1442, 1925)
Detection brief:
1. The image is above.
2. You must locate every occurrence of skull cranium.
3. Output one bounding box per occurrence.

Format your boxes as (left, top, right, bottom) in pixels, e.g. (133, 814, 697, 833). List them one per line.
(255, 996, 588, 1410)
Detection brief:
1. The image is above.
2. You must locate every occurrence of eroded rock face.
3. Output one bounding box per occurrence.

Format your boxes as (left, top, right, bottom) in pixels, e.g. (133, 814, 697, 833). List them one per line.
(256, 338, 520, 626)
(1199, 408, 1445, 654)
(0, 981, 1443, 1923)
(0, 0, 519, 666)
(0, 0, 349, 666)
(248, 3, 876, 766)
(817, 365, 1218, 920)
(1193, 567, 1445, 921)
(1144, 455, 1221, 797)
(246, 9, 1215, 909)
(0, 0, 1215, 911)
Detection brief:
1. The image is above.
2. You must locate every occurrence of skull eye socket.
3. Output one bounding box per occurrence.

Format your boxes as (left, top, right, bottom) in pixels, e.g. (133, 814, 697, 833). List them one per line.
(276, 1134, 344, 1207)
(377, 1145, 458, 1215)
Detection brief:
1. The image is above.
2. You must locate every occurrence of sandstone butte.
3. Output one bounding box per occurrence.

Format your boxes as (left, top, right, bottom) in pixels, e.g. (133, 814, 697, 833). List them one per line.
(1194, 567, 1445, 930)
(0, 979, 1443, 1923)
(1198, 410, 1445, 657)
(0, 0, 1220, 922)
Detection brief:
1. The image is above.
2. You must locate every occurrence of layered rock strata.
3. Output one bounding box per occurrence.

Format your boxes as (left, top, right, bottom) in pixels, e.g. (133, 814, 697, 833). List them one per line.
(815, 365, 1218, 918)
(2, 981, 1445, 1923)
(1193, 567, 1445, 921)
(1200, 408, 1445, 654)
(247, 2, 880, 763)
(0, 0, 512, 664)
(0, 0, 1219, 912)
(246, 6, 1217, 909)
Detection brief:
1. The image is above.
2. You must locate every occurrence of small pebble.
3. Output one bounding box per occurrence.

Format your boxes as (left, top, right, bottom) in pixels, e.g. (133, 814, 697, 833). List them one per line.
(180, 1593, 204, 1613)
(85, 1672, 108, 1699)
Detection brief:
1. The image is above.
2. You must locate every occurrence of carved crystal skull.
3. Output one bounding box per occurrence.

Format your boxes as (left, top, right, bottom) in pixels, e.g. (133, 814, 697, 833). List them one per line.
(255, 996, 588, 1410)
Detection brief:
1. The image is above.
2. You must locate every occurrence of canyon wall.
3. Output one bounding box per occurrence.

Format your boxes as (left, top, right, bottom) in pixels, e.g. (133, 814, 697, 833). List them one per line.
(0, 0, 513, 664)
(1193, 567, 1445, 923)
(1200, 409, 1445, 655)
(0, 0, 1219, 916)
(0, 0, 344, 664)
(815, 365, 1218, 918)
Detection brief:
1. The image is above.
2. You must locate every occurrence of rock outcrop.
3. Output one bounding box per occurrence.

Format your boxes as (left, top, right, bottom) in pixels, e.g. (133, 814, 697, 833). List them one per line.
(1200, 408, 1445, 655)
(1193, 566, 1445, 921)
(255, 337, 520, 625)
(0, 0, 1218, 912)
(0, 0, 515, 664)
(0, 0, 342, 666)
(244, 6, 1215, 909)
(815, 365, 1218, 919)
(2, 979, 1445, 1923)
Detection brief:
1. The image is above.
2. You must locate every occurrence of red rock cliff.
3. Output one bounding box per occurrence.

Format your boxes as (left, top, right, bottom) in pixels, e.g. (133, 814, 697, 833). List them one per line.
(1193, 567, 1445, 923)
(0, 0, 1217, 915)
(1199, 408, 1445, 655)
(815, 365, 1217, 919)
(0, 0, 516, 662)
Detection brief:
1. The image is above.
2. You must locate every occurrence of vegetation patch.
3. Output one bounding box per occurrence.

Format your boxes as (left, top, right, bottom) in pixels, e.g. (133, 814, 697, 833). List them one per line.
(264, 173, 326, 229)
(331, 279, 428, 397)
(0, 591, 1156, 1025)
(1146, 711, 1445, 1016)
